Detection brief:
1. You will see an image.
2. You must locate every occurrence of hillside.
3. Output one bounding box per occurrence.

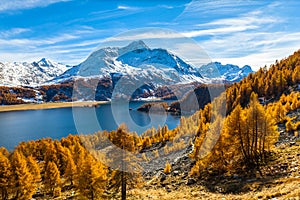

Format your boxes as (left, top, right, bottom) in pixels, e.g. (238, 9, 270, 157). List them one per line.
(0, 50, 299, 199)
(130, 103, 300, 200)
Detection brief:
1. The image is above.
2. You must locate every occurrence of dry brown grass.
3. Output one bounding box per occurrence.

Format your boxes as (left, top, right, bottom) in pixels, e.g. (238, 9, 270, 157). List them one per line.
(0, 101, 107, 112)
(127, 177, 300, 200)
(127, 141, 300, 200)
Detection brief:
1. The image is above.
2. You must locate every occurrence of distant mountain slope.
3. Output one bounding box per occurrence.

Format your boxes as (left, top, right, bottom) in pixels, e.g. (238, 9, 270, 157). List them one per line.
(0, 58, 71, 86)
(198, 62, 253, 82)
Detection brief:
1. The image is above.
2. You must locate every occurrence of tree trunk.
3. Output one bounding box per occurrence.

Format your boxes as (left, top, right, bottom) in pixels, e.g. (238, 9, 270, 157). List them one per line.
(121, 171, 126, 200)
(121, 133, 127, 200)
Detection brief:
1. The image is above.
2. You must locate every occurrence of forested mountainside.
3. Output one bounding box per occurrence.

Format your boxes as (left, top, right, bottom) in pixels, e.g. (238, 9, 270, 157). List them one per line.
(0, 80, 227, 105)
(225, 50, 300, 113)
(0, 86, 38, 105)
(0, 50, 299, 199)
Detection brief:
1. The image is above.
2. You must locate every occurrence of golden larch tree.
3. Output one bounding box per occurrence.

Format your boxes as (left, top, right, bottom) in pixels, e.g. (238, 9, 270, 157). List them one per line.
(77, 154, 107, 200)
(27, 156, 41, 192)
(10, 151, 35, 200)
(0, 152, 11, 200)
(44, 161, 61, 195)
(64, 149, 77, 186)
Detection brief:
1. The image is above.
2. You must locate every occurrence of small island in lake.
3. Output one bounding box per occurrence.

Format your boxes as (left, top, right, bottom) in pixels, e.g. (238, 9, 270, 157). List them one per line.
(137, 102, 169, 112)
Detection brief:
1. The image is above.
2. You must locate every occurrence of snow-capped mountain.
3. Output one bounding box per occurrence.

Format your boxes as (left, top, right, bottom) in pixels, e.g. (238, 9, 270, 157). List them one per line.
(0, 41, 253, 89)
(198, 62, 253, 82)
(0, 41, 254, 102)
(55, 40, 204, 86)
(0, 58, 71, 86)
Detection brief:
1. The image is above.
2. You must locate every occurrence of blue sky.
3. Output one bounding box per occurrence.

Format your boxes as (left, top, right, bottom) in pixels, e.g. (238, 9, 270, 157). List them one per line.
(0, 0, 300, 70)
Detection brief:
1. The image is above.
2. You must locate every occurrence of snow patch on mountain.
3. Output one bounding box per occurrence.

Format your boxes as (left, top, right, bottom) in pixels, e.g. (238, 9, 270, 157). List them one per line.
(0, 58, 71, 86)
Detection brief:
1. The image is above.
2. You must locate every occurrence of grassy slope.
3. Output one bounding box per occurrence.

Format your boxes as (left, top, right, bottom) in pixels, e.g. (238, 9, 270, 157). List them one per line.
(127, 107, 300, 199)
(129, 141, 300, 200)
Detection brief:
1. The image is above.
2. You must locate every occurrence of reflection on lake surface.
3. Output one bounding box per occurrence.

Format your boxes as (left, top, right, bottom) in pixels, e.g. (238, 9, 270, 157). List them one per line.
(0, 101, 181, 150)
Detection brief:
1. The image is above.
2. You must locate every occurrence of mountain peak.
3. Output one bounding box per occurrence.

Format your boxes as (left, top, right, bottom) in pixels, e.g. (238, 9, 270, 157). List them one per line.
(119, 40, 149, 56)
(241, 65, 253, 72)
(37, 58, 52, 67)
(126, 40, 148, 49)
(39, 58, 48, 62)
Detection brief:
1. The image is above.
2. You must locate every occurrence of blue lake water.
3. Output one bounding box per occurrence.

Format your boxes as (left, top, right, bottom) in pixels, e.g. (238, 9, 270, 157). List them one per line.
(0, 101, 181, 150)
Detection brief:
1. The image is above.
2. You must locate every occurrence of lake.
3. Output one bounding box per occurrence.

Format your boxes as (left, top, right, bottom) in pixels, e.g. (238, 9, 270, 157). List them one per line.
(0, 101, 181, 150)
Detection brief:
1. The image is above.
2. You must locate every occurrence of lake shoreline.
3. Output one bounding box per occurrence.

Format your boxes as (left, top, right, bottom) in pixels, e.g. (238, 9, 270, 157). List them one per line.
(0, 99, 169, 113)
(0, 101, 109, 112)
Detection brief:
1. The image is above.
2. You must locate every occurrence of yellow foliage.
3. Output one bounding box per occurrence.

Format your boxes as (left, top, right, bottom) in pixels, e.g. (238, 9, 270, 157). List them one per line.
(53, 187, 61, 197)
(191, 92, 279, 174)
(44, 161, 61, 195)
(153, 149, 159, 158)
(164, 161, 171, 174)
(142, 153, 148, 161)
(10, 151, 36, 199)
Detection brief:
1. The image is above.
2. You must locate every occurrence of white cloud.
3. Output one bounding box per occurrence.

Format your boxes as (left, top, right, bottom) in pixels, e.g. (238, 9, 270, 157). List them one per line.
(182, 25, 258, 37)
(0, 0, 71, 12)
(170, 0, 300, 70)
(88, 6, 144, 22)
(0, 32, 82, 65)
(216, 46, 300, 70)
(149, 22, 178, 26)
(0, 33, 78, 47)
(117, 5, 136, 10)
(176, 0, 263, 20)
(201, 30, 300, 70)
(104, 26, 258, 42)
(105, 25, 259, 43)
(158, 5, 174, 9)
(197, 14, 279, 28)
(0, 32, 107, 65)
(0, 28, 31, 38)
(50, 39, 102, 49)
(104, 29, 184, 42)
(189, 7, 281, 38)
(0, 51, 85, 65)
(0, 25, 113, 65)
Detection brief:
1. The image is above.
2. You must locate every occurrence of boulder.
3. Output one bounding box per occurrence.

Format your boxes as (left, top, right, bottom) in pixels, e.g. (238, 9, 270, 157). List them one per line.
(186, 177, 196, 185)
